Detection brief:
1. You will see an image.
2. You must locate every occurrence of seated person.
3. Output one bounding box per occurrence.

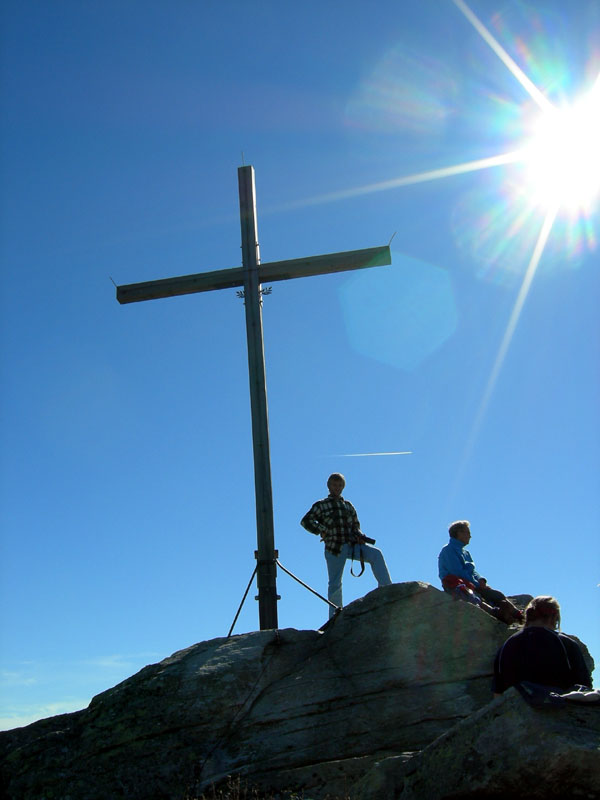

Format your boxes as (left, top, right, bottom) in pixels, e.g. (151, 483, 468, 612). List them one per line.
(438, 520, 523, 624)
(493, 595, 592, 694)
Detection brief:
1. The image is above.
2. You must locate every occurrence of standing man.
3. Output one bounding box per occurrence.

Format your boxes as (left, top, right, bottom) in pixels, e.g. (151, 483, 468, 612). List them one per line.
(301, 473, 392, 618)
(438, 520, 523, 624)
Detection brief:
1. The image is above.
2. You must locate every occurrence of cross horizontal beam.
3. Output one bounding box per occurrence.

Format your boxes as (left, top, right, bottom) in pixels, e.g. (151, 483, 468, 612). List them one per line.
(116, 245, 391, 304)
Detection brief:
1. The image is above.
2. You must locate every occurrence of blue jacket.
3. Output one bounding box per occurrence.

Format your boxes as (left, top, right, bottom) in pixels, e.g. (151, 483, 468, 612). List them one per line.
(438, 537, 484, 587)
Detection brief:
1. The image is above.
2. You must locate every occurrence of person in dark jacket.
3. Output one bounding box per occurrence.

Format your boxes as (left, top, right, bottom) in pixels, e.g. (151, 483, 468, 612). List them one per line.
(493, 595, 592, 695)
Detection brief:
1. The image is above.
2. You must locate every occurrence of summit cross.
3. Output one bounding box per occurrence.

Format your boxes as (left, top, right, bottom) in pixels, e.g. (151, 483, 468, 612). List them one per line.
(116, 165, 391, 631)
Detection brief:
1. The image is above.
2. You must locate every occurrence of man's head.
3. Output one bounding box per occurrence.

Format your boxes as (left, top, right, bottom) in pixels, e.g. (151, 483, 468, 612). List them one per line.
(449, 520, 471, 545)
(327, 473, 346, 498)
(525, 595, 561, 629)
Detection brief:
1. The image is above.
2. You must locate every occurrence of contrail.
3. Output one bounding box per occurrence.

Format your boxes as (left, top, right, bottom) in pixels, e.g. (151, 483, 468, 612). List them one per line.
(335, 451, 413, 457)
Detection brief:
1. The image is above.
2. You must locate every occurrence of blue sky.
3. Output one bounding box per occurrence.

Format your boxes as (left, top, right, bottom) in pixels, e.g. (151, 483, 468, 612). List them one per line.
(1, 0, 598, 730)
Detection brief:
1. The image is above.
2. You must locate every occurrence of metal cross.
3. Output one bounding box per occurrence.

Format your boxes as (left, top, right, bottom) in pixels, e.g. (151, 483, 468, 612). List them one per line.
(116, 166, 391, 630)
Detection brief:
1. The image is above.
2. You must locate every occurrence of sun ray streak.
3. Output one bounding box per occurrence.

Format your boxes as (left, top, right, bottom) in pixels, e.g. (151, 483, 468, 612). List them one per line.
(451, 0, 554, 112)
(274, 152, 522, 212)
(451, 204, 558, 498)
(477, 204, 558, 418)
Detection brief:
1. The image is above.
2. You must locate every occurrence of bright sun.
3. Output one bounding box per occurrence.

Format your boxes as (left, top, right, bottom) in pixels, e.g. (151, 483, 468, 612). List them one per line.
(522, 89, 600, 213)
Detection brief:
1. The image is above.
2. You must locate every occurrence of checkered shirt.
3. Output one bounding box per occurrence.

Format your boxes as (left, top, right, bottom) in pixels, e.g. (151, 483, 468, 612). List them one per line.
(300, 495, 360, 555)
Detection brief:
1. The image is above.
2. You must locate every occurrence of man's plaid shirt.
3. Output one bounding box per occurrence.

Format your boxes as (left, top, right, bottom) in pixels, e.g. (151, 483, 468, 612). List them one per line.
(301, 494, 360, 555)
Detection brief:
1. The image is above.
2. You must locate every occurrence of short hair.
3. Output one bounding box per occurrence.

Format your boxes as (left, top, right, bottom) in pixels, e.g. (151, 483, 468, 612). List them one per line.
(327, 473, 345, 487)
(524, 595, 561, 628)
(448, 520, 470, 538)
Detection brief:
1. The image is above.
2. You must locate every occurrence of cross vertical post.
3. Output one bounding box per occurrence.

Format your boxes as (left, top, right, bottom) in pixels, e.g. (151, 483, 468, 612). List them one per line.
(115, 164, 392, 632)
(238, 166, 278, 630)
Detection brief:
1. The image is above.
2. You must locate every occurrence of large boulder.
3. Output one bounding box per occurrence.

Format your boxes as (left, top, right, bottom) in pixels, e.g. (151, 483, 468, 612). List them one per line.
(355, 689, 600, 799)
(0, 582, 594, 800)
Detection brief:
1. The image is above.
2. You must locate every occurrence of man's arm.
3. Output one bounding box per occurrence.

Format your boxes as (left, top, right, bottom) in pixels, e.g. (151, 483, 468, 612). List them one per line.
(459, 546, 484, 584)
(300, 502, 326, 536)
(462, 549, 483, 585)
(562, 635, 593, 688)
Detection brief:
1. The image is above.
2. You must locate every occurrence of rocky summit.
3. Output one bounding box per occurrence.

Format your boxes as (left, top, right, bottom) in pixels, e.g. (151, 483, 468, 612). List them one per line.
(0, 582, 597, 800)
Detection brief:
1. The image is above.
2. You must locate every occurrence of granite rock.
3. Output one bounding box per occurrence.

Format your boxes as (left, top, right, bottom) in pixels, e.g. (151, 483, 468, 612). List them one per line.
(0, 582, 594, 800)
(354, 689, 600, 799)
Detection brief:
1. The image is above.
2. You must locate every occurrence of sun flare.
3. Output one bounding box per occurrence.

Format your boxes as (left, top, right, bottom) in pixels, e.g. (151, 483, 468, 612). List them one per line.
(521, 91, 600, 213)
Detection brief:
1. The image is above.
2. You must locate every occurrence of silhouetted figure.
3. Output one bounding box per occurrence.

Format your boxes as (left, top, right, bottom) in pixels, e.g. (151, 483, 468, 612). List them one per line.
(438, 519, 523, 624)
(493, 595, 591, 695)
(301, 473, 392, 618)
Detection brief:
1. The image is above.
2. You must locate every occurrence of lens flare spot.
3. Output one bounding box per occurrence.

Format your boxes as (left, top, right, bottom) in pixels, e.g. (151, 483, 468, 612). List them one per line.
(345, 44, 458, 137)
(338, 255, 457, 371)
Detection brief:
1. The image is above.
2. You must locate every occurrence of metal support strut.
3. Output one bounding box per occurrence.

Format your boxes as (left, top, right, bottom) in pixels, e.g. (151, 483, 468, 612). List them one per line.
(227, 557, 340, 638)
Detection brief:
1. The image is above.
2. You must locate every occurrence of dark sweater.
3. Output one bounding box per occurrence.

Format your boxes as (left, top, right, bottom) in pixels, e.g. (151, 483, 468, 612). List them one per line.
(493, 625, 591, 694)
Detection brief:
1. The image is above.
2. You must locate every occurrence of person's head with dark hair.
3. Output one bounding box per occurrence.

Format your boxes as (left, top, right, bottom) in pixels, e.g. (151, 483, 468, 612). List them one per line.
(448, 520, 471, 544)
(524, 595, 561, 630)
(448, 520, 470, 538)
(327, 473, 345, 498)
